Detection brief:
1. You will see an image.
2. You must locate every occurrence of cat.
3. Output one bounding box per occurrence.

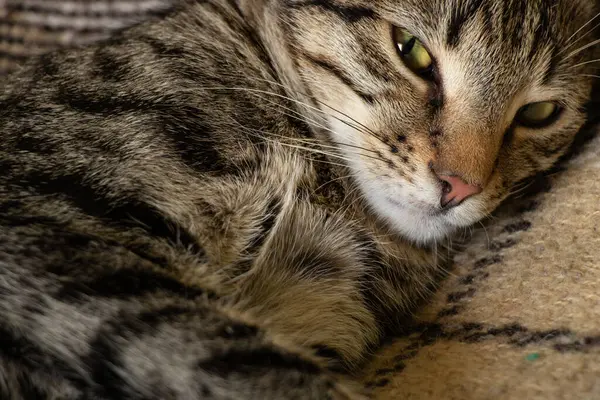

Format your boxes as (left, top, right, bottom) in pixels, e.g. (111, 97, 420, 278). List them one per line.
(0, 0, 598, 398)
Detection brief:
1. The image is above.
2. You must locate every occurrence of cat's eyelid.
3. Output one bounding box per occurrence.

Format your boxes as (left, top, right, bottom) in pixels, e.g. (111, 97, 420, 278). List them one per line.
(520, 87, 569, 110)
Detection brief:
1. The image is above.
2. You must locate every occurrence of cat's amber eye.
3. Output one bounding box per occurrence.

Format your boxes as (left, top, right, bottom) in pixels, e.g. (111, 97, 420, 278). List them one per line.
(394, 27, 433, 76)
(516, 102, 561, 128)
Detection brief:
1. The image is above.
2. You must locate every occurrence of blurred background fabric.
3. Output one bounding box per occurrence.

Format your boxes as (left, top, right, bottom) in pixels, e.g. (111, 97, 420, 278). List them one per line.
(0, 0, 176, 75)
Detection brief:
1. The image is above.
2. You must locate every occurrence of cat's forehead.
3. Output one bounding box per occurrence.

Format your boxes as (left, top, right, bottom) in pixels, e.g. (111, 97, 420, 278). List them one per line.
(376, 0, 597, 87)
(383, 0, 594, 46)
(286, 0, 596, 100)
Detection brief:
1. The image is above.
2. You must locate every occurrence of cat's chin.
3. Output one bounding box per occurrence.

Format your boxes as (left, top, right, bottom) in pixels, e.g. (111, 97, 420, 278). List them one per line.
(355, 176, 484, 245)
(369, 195, 456, 244)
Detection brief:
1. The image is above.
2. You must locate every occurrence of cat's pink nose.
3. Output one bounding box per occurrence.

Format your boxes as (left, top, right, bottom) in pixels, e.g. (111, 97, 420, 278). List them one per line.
(437, 174, 482, 209)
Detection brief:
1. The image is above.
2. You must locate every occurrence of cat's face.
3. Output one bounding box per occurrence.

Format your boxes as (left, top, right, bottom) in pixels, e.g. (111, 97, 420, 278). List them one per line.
(281, 0, 598, 243)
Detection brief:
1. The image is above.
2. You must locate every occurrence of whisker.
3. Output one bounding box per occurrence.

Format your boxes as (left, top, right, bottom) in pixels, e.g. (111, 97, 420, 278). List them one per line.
(275, 142, 355, 163)
(307, 157, 348, 168)
(230, 115, 390, 165)
(560, 11, 600, 55)
(199, 85, 329, 119)
(206, 85, 393, 166)
(202, 85, 382, 144)
(569, 59, 600, 69)
(247, 92, 384, 157)
(343, 184, 366, 208)
(505, 179, 537, 199)
(566, 38, 600, 60)
(283, 136, 387, 163)
(477, 221, 491, 249)
(228, 120, 358, 164)
(313, 174, 354, 193)
(271, 140, 355, 164)
(246, 90, 334, 131)
(227, 76, 390, 146)
(566, 11, 600, 44)
(317, 101, 381, 139)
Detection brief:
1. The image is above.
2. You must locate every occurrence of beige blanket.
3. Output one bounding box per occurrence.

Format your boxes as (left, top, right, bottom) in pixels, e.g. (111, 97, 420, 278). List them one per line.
(2, 2, 599, 399)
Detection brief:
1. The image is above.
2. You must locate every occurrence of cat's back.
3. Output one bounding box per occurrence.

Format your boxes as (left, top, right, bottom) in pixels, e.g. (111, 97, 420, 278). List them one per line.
(0, 0, 295, 289)
(0, 0, 288, 222)
(0, 0, 360, 311)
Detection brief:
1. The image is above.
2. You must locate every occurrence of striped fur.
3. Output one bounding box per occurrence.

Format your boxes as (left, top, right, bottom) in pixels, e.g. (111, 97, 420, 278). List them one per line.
(0, 0, 598, 398)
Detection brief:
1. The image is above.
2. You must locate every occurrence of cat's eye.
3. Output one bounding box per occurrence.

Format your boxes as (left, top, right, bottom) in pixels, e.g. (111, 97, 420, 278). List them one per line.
(394, 27, 433, 76)
(516, 102, 561, 128)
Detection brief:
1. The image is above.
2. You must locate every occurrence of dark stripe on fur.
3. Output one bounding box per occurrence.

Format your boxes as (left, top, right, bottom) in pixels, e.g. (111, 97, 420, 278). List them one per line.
(34, 53, 62, 78)
(512, 1, 530, 48)
(56, 268, 206, 302)
(198, 347, 322, 376)
(92, 47, 134, 82)
(302, 52, 375, 104)
(311, 344, 348, 373)
(86, 305, 195, 400)
(246, 198, 282, 254)
(481, 2, 494, 37)
(11, 171, 206, 256)
(55, 82, 233, 174)
(138, 34, 187, 58)
(159, 106, 230, 174)
(0, 325, 86, 391)
(287, 0, 376, 23)
(544, 41, 560, 85)
(55, 84, 155, 115)
(14, 374, 51, 400)
(355, 34, 395, 83)
(203, 0, 281, 83)
(447, 0, 486, 47)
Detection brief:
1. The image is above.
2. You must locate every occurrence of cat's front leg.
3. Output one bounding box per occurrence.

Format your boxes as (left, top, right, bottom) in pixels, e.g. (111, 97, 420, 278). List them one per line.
(233, 201, 383, 369)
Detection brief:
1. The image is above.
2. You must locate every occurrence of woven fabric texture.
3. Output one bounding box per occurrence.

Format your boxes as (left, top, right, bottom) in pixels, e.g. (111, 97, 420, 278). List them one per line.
(0, 0, 174, 75)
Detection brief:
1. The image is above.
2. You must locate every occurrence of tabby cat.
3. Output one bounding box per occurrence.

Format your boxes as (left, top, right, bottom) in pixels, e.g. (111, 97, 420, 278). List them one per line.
(0, 0, 598, 398)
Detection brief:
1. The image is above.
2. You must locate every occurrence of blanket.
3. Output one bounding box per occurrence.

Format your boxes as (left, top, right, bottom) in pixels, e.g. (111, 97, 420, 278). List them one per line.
(0, 0, 173, 75)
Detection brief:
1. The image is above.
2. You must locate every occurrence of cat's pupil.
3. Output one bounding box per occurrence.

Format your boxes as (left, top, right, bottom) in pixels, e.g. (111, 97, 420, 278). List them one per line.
(393, 27, 434, 78)
(400, 37, 416, 55)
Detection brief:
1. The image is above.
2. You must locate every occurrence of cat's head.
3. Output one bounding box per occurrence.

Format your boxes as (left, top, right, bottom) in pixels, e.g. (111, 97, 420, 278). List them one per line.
(265, 0, 599, 243)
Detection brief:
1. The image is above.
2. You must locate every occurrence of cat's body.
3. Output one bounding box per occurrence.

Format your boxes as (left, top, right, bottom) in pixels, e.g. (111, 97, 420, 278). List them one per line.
(0, 0, 598, 398)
